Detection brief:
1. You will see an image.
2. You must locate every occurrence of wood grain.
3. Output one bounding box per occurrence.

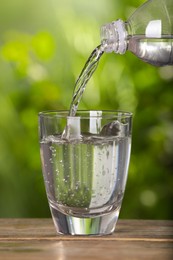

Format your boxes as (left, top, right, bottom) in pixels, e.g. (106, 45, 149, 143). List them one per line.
(0, 219, 173, 260)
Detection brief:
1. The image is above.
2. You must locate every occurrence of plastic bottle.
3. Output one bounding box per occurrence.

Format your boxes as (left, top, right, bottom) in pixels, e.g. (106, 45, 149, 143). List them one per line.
(101, 0, 173, 66)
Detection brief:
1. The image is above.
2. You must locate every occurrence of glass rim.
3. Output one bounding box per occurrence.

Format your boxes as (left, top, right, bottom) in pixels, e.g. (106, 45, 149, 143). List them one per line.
(39, 110, 133, 119)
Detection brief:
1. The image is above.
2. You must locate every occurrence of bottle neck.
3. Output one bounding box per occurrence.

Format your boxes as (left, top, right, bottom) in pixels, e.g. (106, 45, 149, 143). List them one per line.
(100, 19, 128, 54)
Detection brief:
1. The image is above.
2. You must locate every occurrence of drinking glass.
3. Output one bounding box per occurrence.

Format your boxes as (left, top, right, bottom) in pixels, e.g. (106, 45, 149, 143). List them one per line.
(39, 110, 132, 235)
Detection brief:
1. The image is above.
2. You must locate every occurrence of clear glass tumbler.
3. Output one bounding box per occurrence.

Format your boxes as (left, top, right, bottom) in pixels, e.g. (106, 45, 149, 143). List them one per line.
(39, 110, 132, 235)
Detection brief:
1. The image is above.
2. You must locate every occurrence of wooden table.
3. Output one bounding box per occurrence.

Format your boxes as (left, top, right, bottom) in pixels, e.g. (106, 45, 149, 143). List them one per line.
(0, 219, 173, 260)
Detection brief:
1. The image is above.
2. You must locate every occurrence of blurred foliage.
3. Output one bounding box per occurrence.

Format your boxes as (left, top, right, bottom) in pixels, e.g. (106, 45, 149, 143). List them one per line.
(0, 0, 173, 219)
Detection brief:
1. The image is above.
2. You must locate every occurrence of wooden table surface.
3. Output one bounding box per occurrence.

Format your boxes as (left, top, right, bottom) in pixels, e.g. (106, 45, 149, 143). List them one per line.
(0, 219, 173, 260)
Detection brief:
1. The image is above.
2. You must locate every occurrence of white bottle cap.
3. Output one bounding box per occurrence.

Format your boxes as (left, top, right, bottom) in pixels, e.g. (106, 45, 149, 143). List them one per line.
(101, 19, 127, 54)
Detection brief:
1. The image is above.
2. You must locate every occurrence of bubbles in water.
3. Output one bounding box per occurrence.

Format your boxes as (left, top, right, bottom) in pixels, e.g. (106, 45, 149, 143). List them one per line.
(49, 158, 53, 163)
(49, 146, 55, 152)
(41, 132, 131, 214)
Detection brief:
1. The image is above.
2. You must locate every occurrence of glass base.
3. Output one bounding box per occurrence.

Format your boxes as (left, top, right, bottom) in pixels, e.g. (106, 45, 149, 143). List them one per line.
(50, 205, 120, 235)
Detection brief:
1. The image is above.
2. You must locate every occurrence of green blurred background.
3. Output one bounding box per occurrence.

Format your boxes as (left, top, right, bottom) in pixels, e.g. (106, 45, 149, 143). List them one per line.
(0, 0, 172, 219)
